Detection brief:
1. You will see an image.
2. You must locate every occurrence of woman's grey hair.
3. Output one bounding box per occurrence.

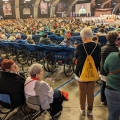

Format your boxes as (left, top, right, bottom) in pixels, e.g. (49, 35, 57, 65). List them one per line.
(28, 63, 43, 77)
(16, 33, 21, 39)
(80, 28, 93, 39)
(27, 35, 32, 40)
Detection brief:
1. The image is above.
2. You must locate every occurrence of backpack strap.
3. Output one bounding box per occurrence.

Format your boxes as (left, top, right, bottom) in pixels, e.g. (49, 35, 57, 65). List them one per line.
(83, 43, 88, 55)
(83, 43, 97, 55)
(90, 43, 97, 55)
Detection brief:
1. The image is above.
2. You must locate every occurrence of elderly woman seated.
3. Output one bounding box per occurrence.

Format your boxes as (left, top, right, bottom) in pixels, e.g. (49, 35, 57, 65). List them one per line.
(16, 33, 23, 41)
(8, 33, 16, 41)
(24, 63, 66, 116)
(0, 59, 25, 109)
(26, 35, 35, 44)
(0, 29, 7, 40)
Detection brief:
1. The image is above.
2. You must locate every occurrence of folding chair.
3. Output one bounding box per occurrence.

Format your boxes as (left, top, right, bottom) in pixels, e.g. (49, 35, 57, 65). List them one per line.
(0, 94, 26, 120)
(21, 34, 27, 40)
(24, 93, 54, 120)
(98, 36, 107, 46)
(45, 31, 53, 35)
(74, 32, 80, 36)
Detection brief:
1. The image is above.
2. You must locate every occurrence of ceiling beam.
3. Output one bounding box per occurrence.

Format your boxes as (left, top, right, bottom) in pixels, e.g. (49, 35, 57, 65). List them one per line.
(34, 0, 40, 18)
(100, 0, 111, 9)
(66, 0, 78, 17)
(15, 0, 20, 19)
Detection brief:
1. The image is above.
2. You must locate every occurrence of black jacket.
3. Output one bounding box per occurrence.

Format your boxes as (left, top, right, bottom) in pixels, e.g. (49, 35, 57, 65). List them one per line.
(100, 43, 119, 76)
(75, 42, 101, 77)
(0, 71, 25, 109)
(39, 37, 53, 45)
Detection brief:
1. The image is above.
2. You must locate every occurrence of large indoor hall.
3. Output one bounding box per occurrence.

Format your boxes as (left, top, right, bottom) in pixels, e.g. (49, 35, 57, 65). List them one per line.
(0, 0, 120, 120)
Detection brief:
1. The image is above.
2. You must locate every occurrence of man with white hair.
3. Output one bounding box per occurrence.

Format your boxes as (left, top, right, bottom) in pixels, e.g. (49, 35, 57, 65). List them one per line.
(75, 28, 101, 116)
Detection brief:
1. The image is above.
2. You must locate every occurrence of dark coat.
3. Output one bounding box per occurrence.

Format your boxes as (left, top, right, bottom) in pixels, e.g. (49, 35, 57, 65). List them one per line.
(39, 37, 53, 45)
(0, 71, 25, 109)
(75, 42, 101, 77)
(100, 43, 119, 76)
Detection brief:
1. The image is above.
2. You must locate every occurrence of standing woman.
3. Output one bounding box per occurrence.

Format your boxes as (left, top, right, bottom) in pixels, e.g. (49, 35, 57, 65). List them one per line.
(104, 52, 120, 120)
(75, 28, 101, 116)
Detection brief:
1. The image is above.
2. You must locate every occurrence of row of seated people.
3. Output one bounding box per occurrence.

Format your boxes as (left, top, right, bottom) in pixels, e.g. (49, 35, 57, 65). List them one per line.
(4, 25, 115, 36)
(0, 32, 108, 47)
(0, 27, 114, 42)
(0, 59, 68, 117)
(0, 35, 107, 49)
(1, 28, 120, 48)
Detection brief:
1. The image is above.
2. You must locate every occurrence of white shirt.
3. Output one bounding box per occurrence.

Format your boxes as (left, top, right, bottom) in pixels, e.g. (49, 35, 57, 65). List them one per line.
(24, 77, 53, 110)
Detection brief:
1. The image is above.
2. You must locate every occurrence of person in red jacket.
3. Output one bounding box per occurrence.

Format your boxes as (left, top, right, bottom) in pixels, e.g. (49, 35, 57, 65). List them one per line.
(65, 30, 72, 38)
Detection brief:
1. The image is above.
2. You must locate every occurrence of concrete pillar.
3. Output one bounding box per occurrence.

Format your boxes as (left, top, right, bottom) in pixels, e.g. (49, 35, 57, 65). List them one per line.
(113, 2, 120, 14)
(66, 0, 78, 17)
(91, 0, 95, 5)
(100, 0, 111, 9)
(15, 0, 20, 19)
(34, 0, 40, 18)
(50, 0, 60, 18)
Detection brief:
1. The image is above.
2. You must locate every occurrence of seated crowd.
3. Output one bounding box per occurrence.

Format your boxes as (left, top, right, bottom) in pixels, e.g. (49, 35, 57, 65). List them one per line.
(0, 18, 120, 47)
(0, 18, 120, 120)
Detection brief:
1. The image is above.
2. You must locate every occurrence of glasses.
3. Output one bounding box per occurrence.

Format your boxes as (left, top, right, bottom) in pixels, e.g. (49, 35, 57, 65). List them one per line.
(11, 64, 17, 69)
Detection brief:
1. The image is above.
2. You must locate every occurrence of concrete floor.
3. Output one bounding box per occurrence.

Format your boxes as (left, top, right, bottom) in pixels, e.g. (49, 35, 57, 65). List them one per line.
(0, 64, 109, 120)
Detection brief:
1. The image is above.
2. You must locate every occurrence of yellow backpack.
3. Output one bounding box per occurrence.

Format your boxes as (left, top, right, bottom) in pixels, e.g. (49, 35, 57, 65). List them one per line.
(80, 43, 99, 82)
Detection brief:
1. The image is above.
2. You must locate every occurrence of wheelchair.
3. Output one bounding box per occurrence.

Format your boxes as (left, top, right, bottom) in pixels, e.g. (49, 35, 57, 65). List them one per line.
(0, 41, 14, 59)
(43, 45, 76, 77)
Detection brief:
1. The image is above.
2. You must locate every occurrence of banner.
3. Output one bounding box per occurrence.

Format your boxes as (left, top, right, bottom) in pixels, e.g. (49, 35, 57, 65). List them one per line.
(40, 1, 48, 14)
(75, 3, 91, 14)
(23, 7, 31, 15)
(3, 3, 12, 16)
(57, 2, 65, 13)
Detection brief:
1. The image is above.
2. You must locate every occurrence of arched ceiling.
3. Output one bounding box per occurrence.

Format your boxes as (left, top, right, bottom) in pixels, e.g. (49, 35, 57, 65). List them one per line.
(113, 0, 120, 3)
(96, 0, 120, 4)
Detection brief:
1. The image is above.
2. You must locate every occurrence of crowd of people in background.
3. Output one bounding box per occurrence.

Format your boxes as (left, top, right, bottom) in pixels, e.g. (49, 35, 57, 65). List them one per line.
(0, 17, 120, 120)
(0, 17, 119, 39)
(0, 17, 120, 47)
